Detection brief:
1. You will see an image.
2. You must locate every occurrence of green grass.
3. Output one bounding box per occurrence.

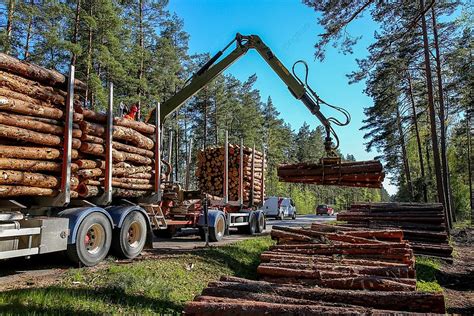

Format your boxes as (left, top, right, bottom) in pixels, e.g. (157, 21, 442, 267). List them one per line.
(415, 257, 443, 293)
(0, 236, 274, 315)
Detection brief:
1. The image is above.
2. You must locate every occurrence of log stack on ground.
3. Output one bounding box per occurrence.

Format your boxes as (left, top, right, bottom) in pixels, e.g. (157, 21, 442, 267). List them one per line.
(184, 223, 446, 314)
(0, 53, 82, 198)
(75, 107, 156, 199)
(336, 202, 453, 259)
(195, 144, 265, 205)
(277, 159, 384, 188)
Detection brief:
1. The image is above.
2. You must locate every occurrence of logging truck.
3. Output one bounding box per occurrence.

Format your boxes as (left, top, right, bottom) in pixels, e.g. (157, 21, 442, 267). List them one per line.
(0, 33, 352, 266)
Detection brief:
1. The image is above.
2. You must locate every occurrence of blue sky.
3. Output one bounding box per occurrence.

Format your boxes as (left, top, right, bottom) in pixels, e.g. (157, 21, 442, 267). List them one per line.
(167, 0, 396, 194)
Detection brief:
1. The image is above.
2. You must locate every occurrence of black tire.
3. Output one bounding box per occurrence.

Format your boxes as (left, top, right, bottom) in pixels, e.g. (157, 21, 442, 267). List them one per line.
(67, 212, 112, 267)
(209, 215, 226, 242)
(112, 211, 147, 259)
(292, 212, 296, 220)
(246, 213, 258, 235)
(278, 211, 284, 220)
(256, 213, 265, 233)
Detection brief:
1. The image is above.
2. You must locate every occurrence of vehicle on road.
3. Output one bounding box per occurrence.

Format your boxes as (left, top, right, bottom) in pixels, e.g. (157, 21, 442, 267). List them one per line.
(316, 204, 334, 216)
(263, 197, 297, 220)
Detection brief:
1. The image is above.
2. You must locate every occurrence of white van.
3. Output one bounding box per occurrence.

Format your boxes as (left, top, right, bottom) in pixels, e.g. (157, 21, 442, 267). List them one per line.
(262, 197, 297, 220)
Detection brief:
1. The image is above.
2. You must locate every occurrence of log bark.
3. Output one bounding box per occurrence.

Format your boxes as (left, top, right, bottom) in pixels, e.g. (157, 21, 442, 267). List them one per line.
(0, 145, 77, 160)
(117, 150, 152, 165)
(112, 166, 152, 177)
(77, 168, 103, 178)
(208, 277, 445, 313)
(76, 159, 104, 169)
(110, 181, 152, 190)
(0, 53, 86, 91)
(114, 117, 155, 134)
(111, 177, 151, 184)
(79, 121, 104, 137)
(80, 134, 104, 144)
(77, 183, 99, 198)
(112, 188, 150, 197)
(0, 170, 59, 188)
(0, 158, 78, 172)
(81, 108, 107, 123)
(79, 142, 124, 162)
(0, 87, 56, 108)
(112, 141, 154, 158)
(112, 125, 154, 150)
(0, 97, 63, 119)
(0, 71, 66, 104)
(0, 185, 55, 197)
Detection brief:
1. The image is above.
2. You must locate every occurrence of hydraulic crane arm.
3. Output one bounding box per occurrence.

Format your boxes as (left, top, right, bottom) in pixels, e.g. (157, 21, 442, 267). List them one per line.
(146, 33, 350, 156)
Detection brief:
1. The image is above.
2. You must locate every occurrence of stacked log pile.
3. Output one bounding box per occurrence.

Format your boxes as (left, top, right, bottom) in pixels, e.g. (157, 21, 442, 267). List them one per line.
(0, 53, 83, 198)
(277, 159, 384, 188)
(336, 202, 453, 259)
(195, 145, 265, 205)
(75, 108, 156, 199)
(184, 224, 446, 315)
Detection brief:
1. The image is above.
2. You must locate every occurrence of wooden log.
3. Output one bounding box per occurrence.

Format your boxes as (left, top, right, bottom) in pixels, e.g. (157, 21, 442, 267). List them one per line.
(0, 145, 77, 160)
(77, 184, 99, 198)
(112, 141, 154, 158)
(210, 277, 445, 313)
(0, 97, 63, 119)
(76, 159, 104, 169)
(0, 71, 66, 105)
(0, 87, 57, 108)
(185, 297, 412, 316)
(79, 121, 104, 137)
(318, 276, 416, 291)
(112, 166, 152, 177)
(114, 117, 155, 134)
(0, 158, 78, 172)
(117, 150, 152, 165)
(81, 109, 107, 123)
(80, 133, 104, 144)
(112, 126, 154, 150)
(77, 168, 103, 178)
(0, 170, 59, 188)
(80, 179, 100, 186)
(0, 185, 55, 197)
(110, 181, 152, 190)
(127, 172, 152, 179)
(112, 188, 150, 197)
(0, 53, 86, 91)
(0, 123, 67, 147)
(111, 177, 151, 184)
(79, 142, 124, 162)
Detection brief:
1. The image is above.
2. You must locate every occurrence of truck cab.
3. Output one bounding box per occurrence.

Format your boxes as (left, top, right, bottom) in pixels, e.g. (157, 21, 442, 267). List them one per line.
(262, 197, 296, 220)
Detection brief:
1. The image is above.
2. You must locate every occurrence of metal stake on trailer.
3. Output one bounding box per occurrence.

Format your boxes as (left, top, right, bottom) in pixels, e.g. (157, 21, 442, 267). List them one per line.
(224, 130, 229, 204)
(168, 129, 173, 181)
(92, 82, 113, 205)
(250, 143, 255, 207)
(239, 138, 244, 207)
(261, 147, 265, 206)
(185, 138, 193, 190)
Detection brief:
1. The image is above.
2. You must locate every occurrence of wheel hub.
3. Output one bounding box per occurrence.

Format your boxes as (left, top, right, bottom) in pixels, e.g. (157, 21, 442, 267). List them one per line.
(84, 223, 105, 254)
(127, 221, 142, 248)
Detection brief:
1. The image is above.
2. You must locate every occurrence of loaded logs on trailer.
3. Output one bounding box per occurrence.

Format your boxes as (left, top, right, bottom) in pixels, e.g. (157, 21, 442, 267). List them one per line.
(75, 107, 156, 198)
(277, 159, 385, 188)
(195, 144, 266, 205)
(0, 53, 82, 197)
(336, 202, 453, 259)
(184, 223, 446, 315)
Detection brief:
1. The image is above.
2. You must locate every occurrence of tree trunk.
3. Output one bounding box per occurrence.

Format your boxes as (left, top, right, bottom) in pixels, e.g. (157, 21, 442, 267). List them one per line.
(396, 104, 413, 198)
(0, 158, 75, 172)
(5, 0, 15, 55)
(407, 72, 427, 202)
(431, 6, 454, 224)
(84, 2, 93, 106)
(70, 0, 81, 66)
(0, 145, 78, 159)
(137, 0, 144, 114)
(419, 0, 448, 229)
(23, 0, 34, 60)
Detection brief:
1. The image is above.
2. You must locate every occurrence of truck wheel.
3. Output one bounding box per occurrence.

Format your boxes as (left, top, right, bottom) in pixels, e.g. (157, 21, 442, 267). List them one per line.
(67, 212, 112, 267)
(209, 214, 226, 242)
(292, 212, 296, 220)
(278, 211, 284, 220)
(246, 213, 257, 235)
(112, 211, 147, 259)
(256, 213, 265, 233)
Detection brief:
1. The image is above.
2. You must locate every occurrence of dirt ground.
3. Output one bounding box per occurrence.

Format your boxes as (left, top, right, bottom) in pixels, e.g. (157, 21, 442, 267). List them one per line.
(440, 227, 474, 314)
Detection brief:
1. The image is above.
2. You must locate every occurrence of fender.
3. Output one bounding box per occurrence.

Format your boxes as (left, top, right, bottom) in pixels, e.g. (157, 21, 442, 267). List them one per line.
(197, 209, 225, 228)
(105, 205, 153, 247)
(58, 207, 113, 244)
